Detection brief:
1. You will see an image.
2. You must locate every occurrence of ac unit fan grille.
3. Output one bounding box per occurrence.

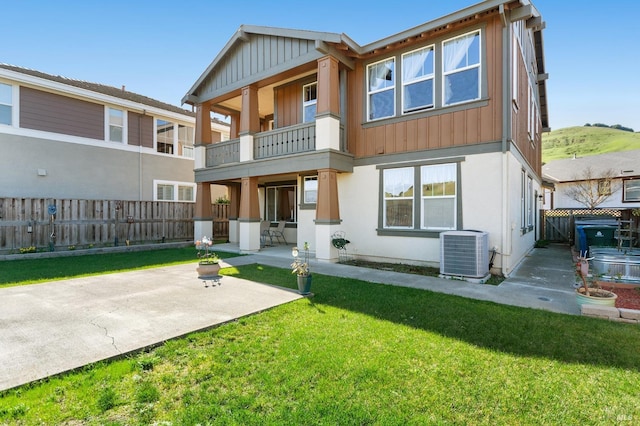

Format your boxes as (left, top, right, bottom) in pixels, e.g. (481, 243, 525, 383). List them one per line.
(440, 231, 489, 278)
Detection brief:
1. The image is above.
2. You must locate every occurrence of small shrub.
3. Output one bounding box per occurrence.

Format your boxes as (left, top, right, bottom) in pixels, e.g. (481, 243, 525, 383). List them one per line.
(97, 386, 117, 412)
(19, 246, 37, 254)
(135, 381, 160, 404)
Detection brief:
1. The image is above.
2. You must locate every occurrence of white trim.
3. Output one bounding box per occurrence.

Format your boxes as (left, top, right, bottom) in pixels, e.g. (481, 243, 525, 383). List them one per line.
(401, 44, 435, 115)
(153, 179, 197, 202)
(442, 29, 482, 107)
(366, 56, 396, 121)
(105, 106, 127, 144)
(302, 81, 317, 123)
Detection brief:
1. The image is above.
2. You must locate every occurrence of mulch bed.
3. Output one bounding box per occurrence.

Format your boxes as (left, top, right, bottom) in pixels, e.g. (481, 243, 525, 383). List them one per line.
(601, 285, 640, 310)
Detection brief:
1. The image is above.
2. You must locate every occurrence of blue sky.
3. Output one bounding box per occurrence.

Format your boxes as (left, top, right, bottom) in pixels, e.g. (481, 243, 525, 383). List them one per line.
(3, 0, 639, 131)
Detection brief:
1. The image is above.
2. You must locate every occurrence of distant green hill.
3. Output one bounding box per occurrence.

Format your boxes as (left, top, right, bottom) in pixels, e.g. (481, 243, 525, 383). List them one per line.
(542, 126, 640, 163)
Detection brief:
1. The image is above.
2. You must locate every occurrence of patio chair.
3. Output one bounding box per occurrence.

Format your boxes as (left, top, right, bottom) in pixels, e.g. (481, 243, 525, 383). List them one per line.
(260, 220, 273, 247)
(270, 220, 287, 245)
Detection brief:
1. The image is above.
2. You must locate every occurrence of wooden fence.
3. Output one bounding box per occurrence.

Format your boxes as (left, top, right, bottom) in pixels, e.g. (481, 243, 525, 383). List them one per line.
(212, 203, 229, 241)
(541, 208, 622, 242)
(0, 198, 232, 252)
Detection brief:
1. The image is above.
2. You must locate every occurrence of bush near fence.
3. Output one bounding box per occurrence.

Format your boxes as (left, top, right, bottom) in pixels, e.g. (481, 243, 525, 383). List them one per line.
(0, 198, 230, 253)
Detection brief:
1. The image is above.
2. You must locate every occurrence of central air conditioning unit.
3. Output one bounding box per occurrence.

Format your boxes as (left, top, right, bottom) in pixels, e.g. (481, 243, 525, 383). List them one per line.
(440, 230, 489, 279)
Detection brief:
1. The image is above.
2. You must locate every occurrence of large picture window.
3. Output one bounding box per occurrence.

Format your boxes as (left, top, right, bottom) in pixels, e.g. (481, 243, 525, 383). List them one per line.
(402, 46, 434, 113)
(443, 30, 481, 106)
(367, 57, 395, 120)
(0, 82, 12, 125)
(382, 163, 458, 231)
(623, 178, 640, 202)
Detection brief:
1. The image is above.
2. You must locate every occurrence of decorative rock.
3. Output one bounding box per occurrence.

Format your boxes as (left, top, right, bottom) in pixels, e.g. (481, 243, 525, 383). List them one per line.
(580, 305, 620, 319)
(619, 308, 640, 321)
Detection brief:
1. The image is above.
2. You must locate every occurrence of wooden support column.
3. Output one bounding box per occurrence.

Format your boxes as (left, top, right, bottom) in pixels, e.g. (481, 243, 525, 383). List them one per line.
(238, 176, 261, 252)
(229, 112, 240, 139)
(315, 168, 340, 223)
(194, 103, 213, 240)
(195, 103, 212, 144)
(240, 85, 260, 134)
(317, 56, 340, 116)
(227, 183, 241, 243)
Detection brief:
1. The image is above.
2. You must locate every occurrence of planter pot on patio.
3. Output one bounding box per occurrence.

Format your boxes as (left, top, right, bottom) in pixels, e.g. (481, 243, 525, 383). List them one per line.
(197, 263, 221, 277)
(575, 287, 617, 307)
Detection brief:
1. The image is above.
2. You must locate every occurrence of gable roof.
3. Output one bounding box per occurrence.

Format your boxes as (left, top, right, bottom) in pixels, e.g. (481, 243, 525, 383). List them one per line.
(542, 150, 640, 183)
(183, 0, 548, 127)
(0, 63, 195, 118)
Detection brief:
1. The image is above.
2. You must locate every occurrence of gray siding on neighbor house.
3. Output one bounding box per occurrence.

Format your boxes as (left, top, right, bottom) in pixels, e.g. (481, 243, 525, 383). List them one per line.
(128, 111, 154, 148)
(20, 87, 104, 140)
(198, 34, 321, 100)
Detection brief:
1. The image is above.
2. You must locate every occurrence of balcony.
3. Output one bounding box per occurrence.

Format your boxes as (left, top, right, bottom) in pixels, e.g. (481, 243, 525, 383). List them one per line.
(206, 122, 316, 167)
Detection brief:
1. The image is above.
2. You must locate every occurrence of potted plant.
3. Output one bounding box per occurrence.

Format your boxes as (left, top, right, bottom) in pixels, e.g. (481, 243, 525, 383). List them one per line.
(575, 251, 617, 306)
(291, 242, 312, 295)
(195, 236, 220, 277)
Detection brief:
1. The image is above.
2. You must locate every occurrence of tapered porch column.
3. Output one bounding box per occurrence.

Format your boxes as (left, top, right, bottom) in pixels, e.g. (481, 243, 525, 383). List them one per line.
(239, 85, 259, 162)
(194, 102, 213, 240)
(227, 183, 240, 244)
(315, 56, 341, 151)
(315, 168, 342, 261)
(238, 176, 261, 252)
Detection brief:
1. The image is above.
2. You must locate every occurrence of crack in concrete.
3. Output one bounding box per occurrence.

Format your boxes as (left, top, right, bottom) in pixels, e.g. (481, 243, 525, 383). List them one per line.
(90, 314, 121, 354)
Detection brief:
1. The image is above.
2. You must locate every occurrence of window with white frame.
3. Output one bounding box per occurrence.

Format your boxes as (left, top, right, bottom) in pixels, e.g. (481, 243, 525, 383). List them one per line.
(421, 163, 457, 230)
(156, 119, 174, 154)
(527, 175, 533, 228)
(303, 176, 318, 204)
(266, 185, 297, 222)
(178, 124, 194, 158)
(0, 82, 12, 125)
(443, 30, 481, 106)
(154, 180, 195, 202)
(108, 108, 124, 142)
(402, 45, 435, 113)
(383, 163, 458, 230)
(302, 82, 317, 123)
(521, 170, 526, 230)
(521, 170, 533, 232)
(367, 57, 395, 120)
(528, 83, 538, 141)
(623, 178, 640, 202)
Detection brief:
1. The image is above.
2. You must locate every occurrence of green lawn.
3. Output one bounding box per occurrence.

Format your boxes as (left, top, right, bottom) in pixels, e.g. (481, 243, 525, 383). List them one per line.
(1, 259, 639, 424)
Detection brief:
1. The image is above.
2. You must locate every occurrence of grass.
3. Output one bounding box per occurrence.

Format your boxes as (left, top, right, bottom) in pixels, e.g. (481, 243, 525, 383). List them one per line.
(1, 258, 640, 424)
(0, 246, 239, 288)
(542, 125, 640, 162)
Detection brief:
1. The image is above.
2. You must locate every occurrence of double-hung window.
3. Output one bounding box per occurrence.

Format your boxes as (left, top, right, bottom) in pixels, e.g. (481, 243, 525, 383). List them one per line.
(623, 178, 640, 202)
(443, 30, 481, 106)
(367, 58, 395, 120)
(108, 108, 124, 142)
(383, 163, 457, 231)
(303, 176, 318, 204)
(178, 124, 194, 158)
(303, 82, 317, 123)
(402, 46, 435, 113)
(0, 82, 12, 125)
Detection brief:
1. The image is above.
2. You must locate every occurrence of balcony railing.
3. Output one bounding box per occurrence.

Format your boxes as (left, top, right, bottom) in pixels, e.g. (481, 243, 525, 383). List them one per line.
(254, 122, 316, 159)
(205, 121, 346, 167)
(205, 139, 240, 167)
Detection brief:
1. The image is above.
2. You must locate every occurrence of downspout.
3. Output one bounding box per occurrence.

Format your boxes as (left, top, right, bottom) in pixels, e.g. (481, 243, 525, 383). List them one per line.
(500, 4, 512, 275)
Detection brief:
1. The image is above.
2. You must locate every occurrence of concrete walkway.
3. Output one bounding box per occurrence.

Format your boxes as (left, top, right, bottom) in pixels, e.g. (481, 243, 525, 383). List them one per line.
(0, 243, 578, 391)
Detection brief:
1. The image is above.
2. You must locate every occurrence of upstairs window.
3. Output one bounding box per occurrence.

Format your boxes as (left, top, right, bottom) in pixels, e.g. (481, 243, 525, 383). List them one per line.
(302, 82, 317, 123)
(156, 119, 174, 154)
(443, 30, 481, 106)
(402, 46, 435, 113)
(108, 108, 124, 142)
(367, 57, 395, 120)
(178, 124, 194, 158)
(0, 82, 12, 125)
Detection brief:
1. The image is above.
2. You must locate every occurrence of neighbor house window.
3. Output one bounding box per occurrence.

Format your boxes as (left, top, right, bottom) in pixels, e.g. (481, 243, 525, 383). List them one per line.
(402, 45, 434, 113)
(303, 176, 318, 204)
(623, 178, 640, 202)
(367, 57, 395, 120)
(382, 163, 458, 231)
(108, 108, 124, 142)
(302, 82, 317, 123)
(156, 119, 175, 154)
(598, 179, 612, 196)
(421, 163, 456, 230)
(0, 82, 12, 125)
(443, 30, 481, 106)
(154, 180, 196, 202)
(266, 185, 297, 222)
(178, 124, 194, 158)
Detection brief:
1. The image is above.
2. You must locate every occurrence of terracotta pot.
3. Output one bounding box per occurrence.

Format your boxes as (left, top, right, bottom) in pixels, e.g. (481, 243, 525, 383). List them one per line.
(575, 287, 617, 307)
(197, 263, 221, 277)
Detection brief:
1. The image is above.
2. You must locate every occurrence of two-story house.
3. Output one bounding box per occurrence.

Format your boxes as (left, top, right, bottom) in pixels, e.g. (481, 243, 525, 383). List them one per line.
(182, 0, 548, 276)
(0, 64, 229, 203)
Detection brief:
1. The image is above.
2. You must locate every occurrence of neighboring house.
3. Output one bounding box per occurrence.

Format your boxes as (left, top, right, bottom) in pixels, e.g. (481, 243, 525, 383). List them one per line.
(542, 151, 640, 210)
(0, 64, 229, 202)
(182, 0, 548, 276)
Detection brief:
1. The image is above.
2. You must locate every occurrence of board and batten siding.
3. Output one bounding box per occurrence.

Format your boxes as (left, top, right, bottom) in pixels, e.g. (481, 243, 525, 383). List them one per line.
(347, 16, 504, 159)
(19, 86, 104, 140)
